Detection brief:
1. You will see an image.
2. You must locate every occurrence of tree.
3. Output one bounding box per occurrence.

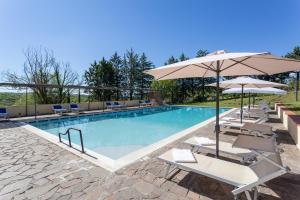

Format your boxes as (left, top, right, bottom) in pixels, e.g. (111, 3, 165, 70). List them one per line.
(177, 53, 189, 101)
(285, 46, 300, 60)
(159, 55, 180, 102)
(138, 53, 153, 99)
(179, 53, 189, 61)
(110, 52, 124, 100)
(52, 62, 78, 103)
(5, 47, 77, 104)
(285, 46, 300, 100)
(84, 58, 115, 101)
(151, 80, 177, 103)
(124, 49, 140, 100)
(84, 61, 101, 100)
(164, 56, 178, 65)
(196, 49, 209, 57)
(195, 49, 214, 101)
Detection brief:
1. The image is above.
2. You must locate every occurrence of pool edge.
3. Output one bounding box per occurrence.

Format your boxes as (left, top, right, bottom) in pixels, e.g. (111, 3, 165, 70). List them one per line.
(20, 107, 237, 172)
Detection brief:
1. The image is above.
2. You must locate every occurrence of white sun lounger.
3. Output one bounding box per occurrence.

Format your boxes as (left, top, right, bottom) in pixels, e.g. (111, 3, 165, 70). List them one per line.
(158, 149, 289, 200)
(184, 137, 255, 163)
(219, 118, 275, 138)
(221, 116, 266, 123)
(236, 109, 269, 119)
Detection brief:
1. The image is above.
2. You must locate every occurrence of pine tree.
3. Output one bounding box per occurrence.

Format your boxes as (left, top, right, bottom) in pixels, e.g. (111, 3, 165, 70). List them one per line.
(195, 49, 213, 101)
(165, 56, 178, 65)
(196, 49, 209, 57)
(178, 53, 189, 102)
(138, 53, 154, 99)
(125, 49, 140, 100)
(84, 58, 115, 101)
(110, 52, 124, 100)
(84, 61, 101, 100)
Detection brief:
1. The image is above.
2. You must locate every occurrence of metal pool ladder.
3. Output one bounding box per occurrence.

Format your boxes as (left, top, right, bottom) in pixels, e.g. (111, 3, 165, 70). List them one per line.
(58, 127, 85, 153)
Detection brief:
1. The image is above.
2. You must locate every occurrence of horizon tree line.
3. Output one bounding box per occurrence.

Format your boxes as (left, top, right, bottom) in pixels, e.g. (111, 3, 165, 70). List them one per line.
(3, 46, 300, 104)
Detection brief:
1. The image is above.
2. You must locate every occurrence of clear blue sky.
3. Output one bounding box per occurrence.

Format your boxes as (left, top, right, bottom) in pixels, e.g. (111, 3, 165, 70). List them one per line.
(0, 0, 299, 79)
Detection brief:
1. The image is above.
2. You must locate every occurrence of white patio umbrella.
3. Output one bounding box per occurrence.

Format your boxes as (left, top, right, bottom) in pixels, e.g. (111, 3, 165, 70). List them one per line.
(223, 87, 287, 110)
(144, 50, 300, 157)
(223, 87, 287, 95)
(208, 77, 287, 122)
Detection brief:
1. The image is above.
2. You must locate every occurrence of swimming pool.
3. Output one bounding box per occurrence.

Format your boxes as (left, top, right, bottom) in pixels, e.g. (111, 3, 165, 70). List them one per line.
(29, 106, 229, 161)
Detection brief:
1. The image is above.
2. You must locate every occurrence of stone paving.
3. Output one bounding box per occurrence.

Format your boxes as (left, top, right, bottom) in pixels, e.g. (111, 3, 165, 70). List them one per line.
(0, 111, 300, 199)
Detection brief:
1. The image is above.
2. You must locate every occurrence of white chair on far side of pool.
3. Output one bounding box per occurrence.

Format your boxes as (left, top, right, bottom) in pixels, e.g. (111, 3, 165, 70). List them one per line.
(52, 105, 67, 115)
(0, 108, 9, 120)
(70, 103, 81, 113)
(105, 101, 125, 110)
(139, 100, 152, 107)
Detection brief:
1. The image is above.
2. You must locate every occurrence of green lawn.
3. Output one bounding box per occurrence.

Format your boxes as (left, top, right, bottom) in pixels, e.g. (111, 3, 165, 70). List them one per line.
(185, 91, 300, 114)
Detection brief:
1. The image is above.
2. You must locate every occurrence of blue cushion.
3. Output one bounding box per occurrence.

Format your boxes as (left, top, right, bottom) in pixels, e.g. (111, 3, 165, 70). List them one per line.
(70, 104, 78, 108)
(53, 105, 62, 109)
(113, 102, 119, 105)
(0, 108, 7, 113)
(106, 102, 111, 106)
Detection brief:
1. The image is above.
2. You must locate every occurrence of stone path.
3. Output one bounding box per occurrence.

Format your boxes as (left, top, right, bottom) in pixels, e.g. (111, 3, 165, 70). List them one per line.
(0, 111, 300, 199)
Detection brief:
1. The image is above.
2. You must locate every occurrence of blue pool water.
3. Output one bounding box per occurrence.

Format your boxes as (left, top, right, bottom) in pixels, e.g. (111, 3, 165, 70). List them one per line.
(29, 106, 228, 159)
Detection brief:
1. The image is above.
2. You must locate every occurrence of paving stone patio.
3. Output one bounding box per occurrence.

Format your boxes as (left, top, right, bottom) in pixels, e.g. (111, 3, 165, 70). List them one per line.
(0, 111, 300, 200)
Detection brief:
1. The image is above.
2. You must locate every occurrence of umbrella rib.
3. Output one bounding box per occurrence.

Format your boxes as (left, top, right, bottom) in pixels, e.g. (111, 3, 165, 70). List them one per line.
(229, 58, 269, 75)
(193, 63, 216, 72)
(201, 62, 216, 71)
(156, 64, 211, 80)
(192, 63, 218, 78)
(201, 68, 209, 78)
(220, 57, 251, 72)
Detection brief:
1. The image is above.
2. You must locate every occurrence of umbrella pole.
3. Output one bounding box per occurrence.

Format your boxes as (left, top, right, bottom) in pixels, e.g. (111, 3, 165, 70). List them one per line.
(240, 85, 244, 123)
(248, 92, 250, 110)
(215, 63, 220, 158)
(296, 71, 299, 101)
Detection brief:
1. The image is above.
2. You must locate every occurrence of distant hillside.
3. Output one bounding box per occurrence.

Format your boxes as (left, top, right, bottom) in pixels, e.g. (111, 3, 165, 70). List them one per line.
(0, 92, 24, 106)
(0, 92, 88, 107)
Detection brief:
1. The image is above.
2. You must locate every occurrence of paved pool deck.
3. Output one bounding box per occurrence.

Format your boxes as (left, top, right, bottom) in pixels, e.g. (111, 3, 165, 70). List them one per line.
(0, 110, 300, 200)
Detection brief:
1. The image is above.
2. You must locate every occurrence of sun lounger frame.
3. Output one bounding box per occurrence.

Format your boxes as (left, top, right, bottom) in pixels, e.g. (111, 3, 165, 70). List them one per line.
(159, 149, 289, 200)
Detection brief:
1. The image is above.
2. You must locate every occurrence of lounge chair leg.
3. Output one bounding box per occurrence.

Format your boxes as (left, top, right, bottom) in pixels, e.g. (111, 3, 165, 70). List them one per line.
(253, 187, 258, 200)
(164, 164, 171, 178)
(245, 191, 252, 200)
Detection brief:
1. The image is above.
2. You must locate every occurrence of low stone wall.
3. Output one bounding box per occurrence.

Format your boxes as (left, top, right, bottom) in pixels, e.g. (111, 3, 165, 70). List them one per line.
(6, 100, 140, 118)
(275, 103, 300, 150)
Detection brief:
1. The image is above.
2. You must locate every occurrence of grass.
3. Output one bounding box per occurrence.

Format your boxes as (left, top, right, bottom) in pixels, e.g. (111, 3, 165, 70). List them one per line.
(185, 91, 300, 114)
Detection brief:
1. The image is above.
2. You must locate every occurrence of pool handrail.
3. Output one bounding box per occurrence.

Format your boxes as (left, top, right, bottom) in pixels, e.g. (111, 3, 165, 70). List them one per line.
(58, 127, 85, 153)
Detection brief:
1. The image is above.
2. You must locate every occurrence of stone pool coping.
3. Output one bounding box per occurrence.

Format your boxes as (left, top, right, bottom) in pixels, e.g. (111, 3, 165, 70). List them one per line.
(19, 107, 236, 172)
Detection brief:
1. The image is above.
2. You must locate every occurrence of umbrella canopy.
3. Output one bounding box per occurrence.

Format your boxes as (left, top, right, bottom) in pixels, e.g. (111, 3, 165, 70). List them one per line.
(208, 77, 287, 122)
(144, 50, 300, 158)
(223, 87, 287, 95)
(207, 76, 287, 88)
(223, 87, 287, 109)
(146, 50, 300, 80)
